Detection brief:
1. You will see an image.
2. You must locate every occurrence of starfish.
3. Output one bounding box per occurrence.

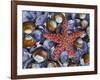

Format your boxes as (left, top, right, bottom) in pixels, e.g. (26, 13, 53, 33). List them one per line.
(43, 18, 85, 60)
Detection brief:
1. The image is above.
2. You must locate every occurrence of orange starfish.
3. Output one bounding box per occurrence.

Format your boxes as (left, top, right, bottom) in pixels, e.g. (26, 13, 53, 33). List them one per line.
(43, 18, 85, 60)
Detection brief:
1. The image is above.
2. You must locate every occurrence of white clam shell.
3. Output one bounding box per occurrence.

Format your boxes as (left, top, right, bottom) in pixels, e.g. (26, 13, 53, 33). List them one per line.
(80, 14, 86, 19)
(24, 29, 32, 34)
(25, 35, 32, 40)
(55, 15, 63, 23)
(77, 38, 83, 44)
(81, 20, 88, 28)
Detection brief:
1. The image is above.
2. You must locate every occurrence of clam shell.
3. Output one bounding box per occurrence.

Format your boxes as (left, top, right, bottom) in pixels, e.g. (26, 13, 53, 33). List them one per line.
(32, 48, 48, 60)
(79, 13, 86, 19)
(31, 46, 50, 59)
(75, 38, 83, 48)
(56, 15, 63, 23)
(43, 40, 54, 49)
(47, 19, 57, 32)
(23, 22, 35, 34)
(71, 13, 76, 19)
(23, 35, 36, 48)
(59, 51, 68, 63)
(84, 53, 89, 64)
(55, 13, 64, 23)
(31, 30, 42, 42)
(81, 20, 88, 29)
(47, 61, 59, 67)
(35, 12, 48, 26)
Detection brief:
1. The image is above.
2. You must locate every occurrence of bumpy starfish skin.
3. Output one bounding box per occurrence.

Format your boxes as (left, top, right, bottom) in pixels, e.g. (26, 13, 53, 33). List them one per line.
(43, 19, 85, 60)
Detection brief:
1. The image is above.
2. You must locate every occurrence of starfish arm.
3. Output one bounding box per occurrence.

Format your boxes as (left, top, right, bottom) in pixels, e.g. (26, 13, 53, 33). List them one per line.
(65, 46, 75, 58)
(69, 31, 85, 42)
(53, 44, 63, 60)
(43, 33, 62, 43)
(61, 19, 68, 36)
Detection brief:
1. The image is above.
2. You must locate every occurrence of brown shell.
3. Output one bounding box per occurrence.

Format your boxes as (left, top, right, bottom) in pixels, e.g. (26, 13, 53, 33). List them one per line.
(23, 38, 36, 48)
(75, 41, 83, 48)
(32, 49, 48, 59)
(47, 61, 59, 67)
(55, 13, 65, 21)
(81, 20, 88, 29)
(23, 21, 35, 33)
(84, 53, 89, 64)
(47, 19, 57, 32)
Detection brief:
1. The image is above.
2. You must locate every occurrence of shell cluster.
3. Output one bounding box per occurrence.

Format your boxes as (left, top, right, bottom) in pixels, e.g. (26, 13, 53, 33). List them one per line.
(22, 11, 90, 68)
